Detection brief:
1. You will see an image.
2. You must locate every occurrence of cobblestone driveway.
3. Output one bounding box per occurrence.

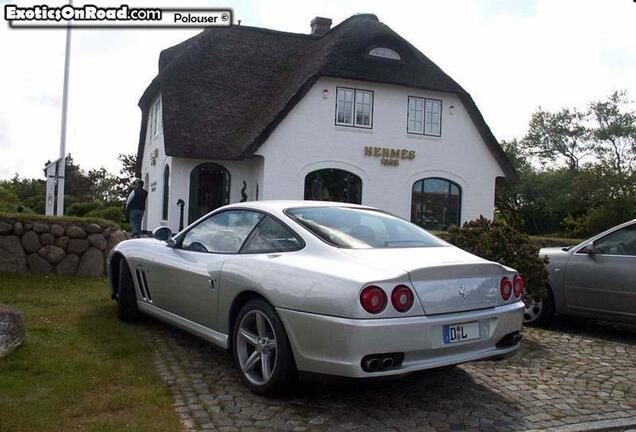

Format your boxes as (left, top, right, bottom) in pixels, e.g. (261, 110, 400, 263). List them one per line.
(150, 318, 636, 432)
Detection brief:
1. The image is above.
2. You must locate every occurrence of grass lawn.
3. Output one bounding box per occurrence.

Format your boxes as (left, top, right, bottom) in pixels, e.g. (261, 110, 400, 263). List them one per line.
(0, 273, 181, 432)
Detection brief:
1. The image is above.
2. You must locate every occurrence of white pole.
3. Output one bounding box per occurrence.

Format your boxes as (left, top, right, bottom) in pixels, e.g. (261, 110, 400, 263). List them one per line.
(56, 0, 72, 216)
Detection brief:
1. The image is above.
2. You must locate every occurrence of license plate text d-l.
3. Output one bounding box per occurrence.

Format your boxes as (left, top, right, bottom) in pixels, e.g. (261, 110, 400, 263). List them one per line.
(443, 322, 480, 344)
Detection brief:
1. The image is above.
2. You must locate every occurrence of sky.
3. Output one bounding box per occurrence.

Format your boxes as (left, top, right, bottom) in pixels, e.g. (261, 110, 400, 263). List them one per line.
(1, 0, 635, 179)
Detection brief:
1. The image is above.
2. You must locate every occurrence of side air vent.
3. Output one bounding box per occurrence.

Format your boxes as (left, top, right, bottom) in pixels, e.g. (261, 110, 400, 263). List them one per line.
(135, 269, 152, 302)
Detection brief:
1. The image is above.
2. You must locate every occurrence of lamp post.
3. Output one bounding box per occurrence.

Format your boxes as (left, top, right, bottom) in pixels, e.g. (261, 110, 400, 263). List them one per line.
(56, 0, 72, 216)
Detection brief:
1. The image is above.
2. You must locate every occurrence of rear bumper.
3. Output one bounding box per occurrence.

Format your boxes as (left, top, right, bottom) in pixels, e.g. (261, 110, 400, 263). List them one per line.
(277, 301, 524, 378)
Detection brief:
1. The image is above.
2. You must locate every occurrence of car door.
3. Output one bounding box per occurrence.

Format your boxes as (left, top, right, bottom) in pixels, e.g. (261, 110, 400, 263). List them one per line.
(563, 223, 636, 318)
(148, 210, 263, 331)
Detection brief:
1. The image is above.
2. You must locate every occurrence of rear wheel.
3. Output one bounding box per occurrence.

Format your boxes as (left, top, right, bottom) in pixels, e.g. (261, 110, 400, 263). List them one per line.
(523, 288, 554, 326)
(117, 259, 143, 322)
(232, 299, 296, 395)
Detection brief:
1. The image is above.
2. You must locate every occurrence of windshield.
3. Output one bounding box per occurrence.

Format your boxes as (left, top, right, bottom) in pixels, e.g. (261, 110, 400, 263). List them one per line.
(286, 206, 447, 249)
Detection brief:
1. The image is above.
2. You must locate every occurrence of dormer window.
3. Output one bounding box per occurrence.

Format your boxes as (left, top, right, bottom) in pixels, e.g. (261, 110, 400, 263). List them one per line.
(369, 47, 401, 60)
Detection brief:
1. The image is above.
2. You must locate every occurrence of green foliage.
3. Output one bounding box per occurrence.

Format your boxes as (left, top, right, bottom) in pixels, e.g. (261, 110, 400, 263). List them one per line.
(497, 90, 636, 238)
(0, 153, 138, 221)
(0, 212, 119, 228)
(589, 90, 636, 174)
(446, 217, 549, 300)
(0, 184, 22, 213)
(523, 107, 592, 171)
(85, 206, 126, 226)
(67, 200, 103, 217)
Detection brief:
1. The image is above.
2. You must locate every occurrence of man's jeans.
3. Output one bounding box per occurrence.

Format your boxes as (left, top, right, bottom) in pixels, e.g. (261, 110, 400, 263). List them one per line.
(130, 209, 144, 238)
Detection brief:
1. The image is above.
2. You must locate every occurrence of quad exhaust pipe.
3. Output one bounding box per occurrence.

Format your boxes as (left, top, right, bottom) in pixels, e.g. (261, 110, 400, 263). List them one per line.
(364, 357, 382, 372)
(361, 353, 404, 373)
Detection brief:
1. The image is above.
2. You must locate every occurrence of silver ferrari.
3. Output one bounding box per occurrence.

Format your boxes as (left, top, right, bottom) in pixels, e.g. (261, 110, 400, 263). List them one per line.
(107, 201, 524, 395)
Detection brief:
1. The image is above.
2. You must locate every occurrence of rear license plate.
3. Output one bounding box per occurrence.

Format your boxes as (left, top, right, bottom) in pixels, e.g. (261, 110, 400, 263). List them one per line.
(443, 322, 480, 344)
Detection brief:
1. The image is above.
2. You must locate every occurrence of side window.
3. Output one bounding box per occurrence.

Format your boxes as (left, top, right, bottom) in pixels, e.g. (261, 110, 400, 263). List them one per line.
(181, 210, 262, 253)
(592, 224, 636, 256)
(241, 217, 303, 253)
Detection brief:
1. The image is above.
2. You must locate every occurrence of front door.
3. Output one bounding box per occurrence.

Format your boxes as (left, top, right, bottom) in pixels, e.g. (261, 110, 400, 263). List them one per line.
(564, 223, 636, 319)
(189, 163, 230, 224)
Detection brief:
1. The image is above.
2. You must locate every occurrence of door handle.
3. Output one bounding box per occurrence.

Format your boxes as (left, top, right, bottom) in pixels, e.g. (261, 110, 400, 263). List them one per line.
(208, 279, 216, 290)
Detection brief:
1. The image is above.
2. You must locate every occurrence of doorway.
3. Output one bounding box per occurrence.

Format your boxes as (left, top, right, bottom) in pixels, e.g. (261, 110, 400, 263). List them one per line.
(188, 163, 230, 224)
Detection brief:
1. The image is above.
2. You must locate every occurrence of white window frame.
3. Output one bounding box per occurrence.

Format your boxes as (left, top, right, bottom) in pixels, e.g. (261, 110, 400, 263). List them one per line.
(335, 87, 373, 129)
(407, 96, 442, 137)
(149, 95, 163, 140)
(368, 47, 401, 60)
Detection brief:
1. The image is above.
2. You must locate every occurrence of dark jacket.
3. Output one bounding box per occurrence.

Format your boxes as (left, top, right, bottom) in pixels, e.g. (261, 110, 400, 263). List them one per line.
(128, 188, 148, 211)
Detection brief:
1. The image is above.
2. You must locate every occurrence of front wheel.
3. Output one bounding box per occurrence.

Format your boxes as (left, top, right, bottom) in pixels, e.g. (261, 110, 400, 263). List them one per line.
(523, 289, 554, 326)
(232, 299, 296, 395)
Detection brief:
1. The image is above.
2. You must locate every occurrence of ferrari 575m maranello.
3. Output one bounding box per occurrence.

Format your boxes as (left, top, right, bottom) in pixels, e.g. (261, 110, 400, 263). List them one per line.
(108, 201, 524, 394)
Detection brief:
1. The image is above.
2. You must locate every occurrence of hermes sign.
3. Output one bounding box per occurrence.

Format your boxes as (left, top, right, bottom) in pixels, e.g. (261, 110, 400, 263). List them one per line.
(364, 146, 415, 166)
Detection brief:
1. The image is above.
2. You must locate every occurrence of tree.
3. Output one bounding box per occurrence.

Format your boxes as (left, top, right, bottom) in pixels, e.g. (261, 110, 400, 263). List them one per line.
(523, 107, 593, 171)
(115, 153, 138, 197)
(494, 139, 532, 230)
(589, 90, 636, 175)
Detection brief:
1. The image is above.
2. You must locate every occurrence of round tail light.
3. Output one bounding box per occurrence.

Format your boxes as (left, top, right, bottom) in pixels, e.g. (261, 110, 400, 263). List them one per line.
(513, 275, 525, 298)
(500, 277, 512, 301)
(391, 285, 414, 312)
(360, 286, 387, 314)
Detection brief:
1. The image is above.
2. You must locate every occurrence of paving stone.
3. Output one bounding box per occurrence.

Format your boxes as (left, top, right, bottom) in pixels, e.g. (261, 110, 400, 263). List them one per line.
(148, 318, 636, 432)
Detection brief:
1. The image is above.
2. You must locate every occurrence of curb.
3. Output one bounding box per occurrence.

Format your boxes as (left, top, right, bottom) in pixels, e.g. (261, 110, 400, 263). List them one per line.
(524, 417, 636, 432)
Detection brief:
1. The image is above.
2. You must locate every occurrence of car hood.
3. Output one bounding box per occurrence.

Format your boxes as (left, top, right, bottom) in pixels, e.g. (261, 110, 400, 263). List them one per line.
(539, 247, 571, 257)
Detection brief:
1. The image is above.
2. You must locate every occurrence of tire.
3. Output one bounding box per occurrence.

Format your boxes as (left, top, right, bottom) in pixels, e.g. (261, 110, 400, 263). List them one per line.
(117, 259, 143, 322)
(232, 299, 296, 395)
(523, 288, 555, 327)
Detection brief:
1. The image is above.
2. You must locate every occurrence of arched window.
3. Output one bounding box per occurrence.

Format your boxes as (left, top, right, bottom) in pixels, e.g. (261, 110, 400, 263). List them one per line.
(143, 173, 149, 230)
(411, 178, 461, 231)
(304, 169, 362, 204)
(162, 165, 170, 220)
(369, 47, 401, 60)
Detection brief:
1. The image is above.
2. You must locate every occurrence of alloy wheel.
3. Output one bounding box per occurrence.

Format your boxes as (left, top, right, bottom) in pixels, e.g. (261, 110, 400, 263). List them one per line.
(523, 298, 543, 324)
(236, 310, 278, 385)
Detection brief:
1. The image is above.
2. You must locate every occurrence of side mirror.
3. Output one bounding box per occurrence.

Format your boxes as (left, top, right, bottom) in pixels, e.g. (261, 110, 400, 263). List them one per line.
(578, 242, 597, 255)
(152, 226, 175, 246)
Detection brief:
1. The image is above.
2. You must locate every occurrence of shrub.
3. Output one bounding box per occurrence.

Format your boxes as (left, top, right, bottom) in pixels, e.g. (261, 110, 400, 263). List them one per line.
(67, 200, 103, 217)
(85, 206, 126, 226)
(445, 217, 549, 300)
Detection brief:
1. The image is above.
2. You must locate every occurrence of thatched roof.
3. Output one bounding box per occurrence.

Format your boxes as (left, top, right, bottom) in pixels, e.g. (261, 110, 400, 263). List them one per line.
(136, 14, 517, 181)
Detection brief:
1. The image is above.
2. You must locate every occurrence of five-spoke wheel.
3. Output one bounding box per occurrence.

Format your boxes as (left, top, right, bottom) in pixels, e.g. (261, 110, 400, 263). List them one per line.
(232, 299, 296, 395)
(236, 310, 278, 385)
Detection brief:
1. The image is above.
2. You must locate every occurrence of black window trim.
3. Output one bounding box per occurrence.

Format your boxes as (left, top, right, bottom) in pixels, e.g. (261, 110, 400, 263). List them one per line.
(173, 207, 305, 255)
(334, 86, 374, 130)
(411, 177, 462, 231)
(161, 164, 170, 221)
(406, 96, 443, 137)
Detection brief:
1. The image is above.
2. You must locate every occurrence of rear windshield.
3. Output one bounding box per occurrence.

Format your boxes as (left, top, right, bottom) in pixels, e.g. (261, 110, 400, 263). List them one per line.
(286, 206, 447, 249)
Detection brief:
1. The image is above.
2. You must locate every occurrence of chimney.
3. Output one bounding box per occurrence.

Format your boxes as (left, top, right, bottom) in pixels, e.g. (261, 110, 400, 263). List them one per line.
(310, 16, 332, 35)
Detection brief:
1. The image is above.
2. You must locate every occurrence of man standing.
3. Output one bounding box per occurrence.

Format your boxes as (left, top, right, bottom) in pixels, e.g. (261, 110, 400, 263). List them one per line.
(125, 180, 148, 238)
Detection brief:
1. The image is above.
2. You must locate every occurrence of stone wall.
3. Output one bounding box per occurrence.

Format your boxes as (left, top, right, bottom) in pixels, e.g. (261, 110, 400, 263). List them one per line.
(0, 217, 128, 277)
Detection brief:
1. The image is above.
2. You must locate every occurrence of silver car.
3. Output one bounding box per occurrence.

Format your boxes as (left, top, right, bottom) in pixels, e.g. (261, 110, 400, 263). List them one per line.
(108, 201, 524, 395)
(524, 219, 636, 326)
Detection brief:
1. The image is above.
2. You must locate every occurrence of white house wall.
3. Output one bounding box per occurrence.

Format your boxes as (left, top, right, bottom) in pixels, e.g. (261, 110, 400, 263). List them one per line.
(141, 78, 506, 231)
(139, 103, 170, 232)
(256, 77, 505, 222)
